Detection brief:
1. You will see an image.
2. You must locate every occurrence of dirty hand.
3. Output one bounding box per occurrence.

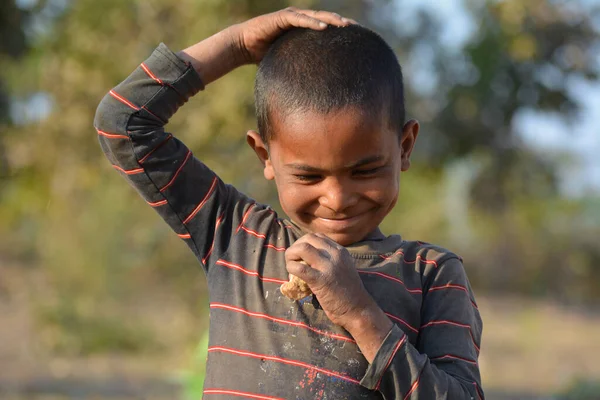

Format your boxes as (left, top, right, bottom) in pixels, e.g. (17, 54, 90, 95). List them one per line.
(284, 233, 377, 328)
(229, 8, 354, 65)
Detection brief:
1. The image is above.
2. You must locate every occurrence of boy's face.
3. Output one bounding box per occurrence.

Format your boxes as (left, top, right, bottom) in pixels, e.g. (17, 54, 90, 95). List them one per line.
(247, 107, 419, 246)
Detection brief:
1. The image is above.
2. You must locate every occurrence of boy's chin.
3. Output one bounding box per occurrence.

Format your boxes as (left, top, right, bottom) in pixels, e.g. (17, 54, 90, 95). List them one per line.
(314, 231, 368, 247)
(291, 217, 378, 246)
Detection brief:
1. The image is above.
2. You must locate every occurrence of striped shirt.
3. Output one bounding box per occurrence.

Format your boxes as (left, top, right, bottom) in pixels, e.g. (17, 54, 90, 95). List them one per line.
(94, 43, 484, 400)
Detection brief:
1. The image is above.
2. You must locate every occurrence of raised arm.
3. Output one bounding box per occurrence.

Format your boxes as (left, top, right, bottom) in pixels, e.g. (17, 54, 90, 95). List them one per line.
(94, 9, 351, 269)
(94, 42, 236, 269)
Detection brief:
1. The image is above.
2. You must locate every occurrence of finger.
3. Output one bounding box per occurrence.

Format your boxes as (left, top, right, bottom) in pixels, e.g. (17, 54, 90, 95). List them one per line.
(285, 260, 320, 283)
(280, 8, 328, 30)
(297, 9, 351, 27)
(300, 233, 341, 253)
(313, 232, 340, 246)
(285, 240, 331, 269)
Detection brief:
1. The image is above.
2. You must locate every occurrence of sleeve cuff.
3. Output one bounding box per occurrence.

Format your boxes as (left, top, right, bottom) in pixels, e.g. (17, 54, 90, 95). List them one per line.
(360, 324, 407, 390)
(144, 43, 205, 93)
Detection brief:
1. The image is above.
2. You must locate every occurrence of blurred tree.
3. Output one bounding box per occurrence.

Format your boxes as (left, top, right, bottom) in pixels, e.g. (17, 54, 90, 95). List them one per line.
(0, 0, 30, 181)
(435, 1, 598, 158)
(372, 0, 600, 299)
(377, 0, 600, 209)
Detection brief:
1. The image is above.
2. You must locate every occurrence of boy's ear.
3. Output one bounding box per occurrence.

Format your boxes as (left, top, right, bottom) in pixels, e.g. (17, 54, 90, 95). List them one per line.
(400, 119, 420, 171)
(246, 130, 275, 180)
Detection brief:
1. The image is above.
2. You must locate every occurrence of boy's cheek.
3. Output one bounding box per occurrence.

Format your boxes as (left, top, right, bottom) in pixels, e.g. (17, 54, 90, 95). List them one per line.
(278, 187, 310, 215)
(280, 183, 313, 204)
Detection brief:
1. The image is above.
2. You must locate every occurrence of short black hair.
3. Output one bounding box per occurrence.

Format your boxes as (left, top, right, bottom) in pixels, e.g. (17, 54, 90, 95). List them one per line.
(254, 24, 405, 142)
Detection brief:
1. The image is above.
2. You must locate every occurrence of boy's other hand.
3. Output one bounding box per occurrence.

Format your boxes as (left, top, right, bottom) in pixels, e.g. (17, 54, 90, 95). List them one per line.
(178, 8, 354, 85)
(230, 8, 354, 65)
(284, 233, 377, 329)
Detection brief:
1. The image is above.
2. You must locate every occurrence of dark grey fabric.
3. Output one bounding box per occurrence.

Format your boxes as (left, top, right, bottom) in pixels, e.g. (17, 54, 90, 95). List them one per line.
(94, 44, 484, 400)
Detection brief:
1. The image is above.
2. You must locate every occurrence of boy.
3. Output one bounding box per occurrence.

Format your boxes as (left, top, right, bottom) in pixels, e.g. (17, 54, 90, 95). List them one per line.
(95, 8, 483, 400)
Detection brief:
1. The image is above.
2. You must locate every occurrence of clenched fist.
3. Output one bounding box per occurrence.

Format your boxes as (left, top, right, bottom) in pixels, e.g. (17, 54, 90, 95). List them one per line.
(285, 233, 377, 329)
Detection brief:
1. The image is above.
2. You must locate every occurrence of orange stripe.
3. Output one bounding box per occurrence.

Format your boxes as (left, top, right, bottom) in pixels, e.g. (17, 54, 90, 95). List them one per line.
(210, 303, 355, 343)
(385, 313, 418, 333)
(208, 346, 361, 385)
(264, 244, 286, 252)
(141, 105, 165, 122)
(112, 165, 144, 175)
(96, 128, 129, 139)
(202, 214, 225, 265)
(421, 319, 471, 329)
(421, 320, 480, 353)
(375, 334, 407, 390)
(183, 176, 218, 224)
(236, 204, 256, 233)
(215, 260, 287, 284)
(140, 62, 164, 85)
(380, 250, 441, 268)
(421, 321, 478, 346)
(139, 134, 173, 163)
(429, 283, 468, 294)
(428, 284, 478, 309)
(147, 199, 167, 207)
(240, 225, 266, 239)
(178, 233, 191, 239)
(408, 255, 439, 267)
(109, 90, 139, 110)
(380, 249, 404, 260)
(160, 150, 192, 192)
(473, 382, 484, 400)
(403, 374, 421, 400)
(358, 270, 422, 294)
(203, 388, 284, 400)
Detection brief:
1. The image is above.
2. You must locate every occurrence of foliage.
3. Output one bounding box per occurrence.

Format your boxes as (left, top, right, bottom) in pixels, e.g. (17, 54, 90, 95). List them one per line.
(375, 0, 600, 299)
(37, 301, 159, 355)
(556, 379, 600, 400)
(177, 329, 210, 400)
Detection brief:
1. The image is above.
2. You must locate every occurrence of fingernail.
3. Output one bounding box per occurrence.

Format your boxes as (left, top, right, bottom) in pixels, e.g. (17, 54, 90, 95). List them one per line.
(341, 17, 350, 23)
(319, 22, 327, 28)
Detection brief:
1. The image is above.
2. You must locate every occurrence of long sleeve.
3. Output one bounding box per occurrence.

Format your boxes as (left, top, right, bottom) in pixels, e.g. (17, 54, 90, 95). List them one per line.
(360, 257, 484, 399)
(94, 44, 257, 271)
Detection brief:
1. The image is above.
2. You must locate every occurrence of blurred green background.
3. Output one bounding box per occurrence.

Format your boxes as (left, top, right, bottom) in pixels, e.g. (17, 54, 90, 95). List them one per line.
(1, 0, 599, 399)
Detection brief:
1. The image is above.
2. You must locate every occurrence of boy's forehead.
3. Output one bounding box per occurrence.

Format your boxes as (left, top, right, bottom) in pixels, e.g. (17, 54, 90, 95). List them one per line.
(269, 107, 398, 165)
(270, 106, 387, 139)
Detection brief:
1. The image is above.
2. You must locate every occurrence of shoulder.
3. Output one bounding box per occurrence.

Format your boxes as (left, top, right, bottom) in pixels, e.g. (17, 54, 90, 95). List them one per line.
(395, 239, 472, 286)
(400, 243, 481, 314)
(236, 200, 305, 245)
(402, 241, 479, 297)
(399, 240, 462, 269)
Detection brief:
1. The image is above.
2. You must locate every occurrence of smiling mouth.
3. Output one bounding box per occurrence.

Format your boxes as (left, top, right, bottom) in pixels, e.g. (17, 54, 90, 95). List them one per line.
(313, 212, 369, 229)
(315, 209, 372, 221)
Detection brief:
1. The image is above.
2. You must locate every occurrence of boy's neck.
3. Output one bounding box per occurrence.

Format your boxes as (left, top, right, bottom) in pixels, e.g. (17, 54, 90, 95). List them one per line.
(358, 227, 386, 242)
(288, 219, 387, 245)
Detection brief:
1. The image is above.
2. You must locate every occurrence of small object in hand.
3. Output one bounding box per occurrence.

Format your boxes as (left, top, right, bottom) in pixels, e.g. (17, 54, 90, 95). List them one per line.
(281, 262, 313, 300)
(281, 274, 312, 300)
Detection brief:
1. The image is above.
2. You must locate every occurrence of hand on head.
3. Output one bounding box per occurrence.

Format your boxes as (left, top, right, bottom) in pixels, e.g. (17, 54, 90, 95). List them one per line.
(230, 8, 357, 65)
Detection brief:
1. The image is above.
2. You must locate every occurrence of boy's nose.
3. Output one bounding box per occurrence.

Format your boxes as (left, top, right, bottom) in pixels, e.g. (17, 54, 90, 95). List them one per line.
(318, 178, 359, 213)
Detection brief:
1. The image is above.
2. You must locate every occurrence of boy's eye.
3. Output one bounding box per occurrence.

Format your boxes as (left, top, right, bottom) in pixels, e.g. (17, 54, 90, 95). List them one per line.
(295, 174, 322, 182)
(354, 167, 381, 176)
